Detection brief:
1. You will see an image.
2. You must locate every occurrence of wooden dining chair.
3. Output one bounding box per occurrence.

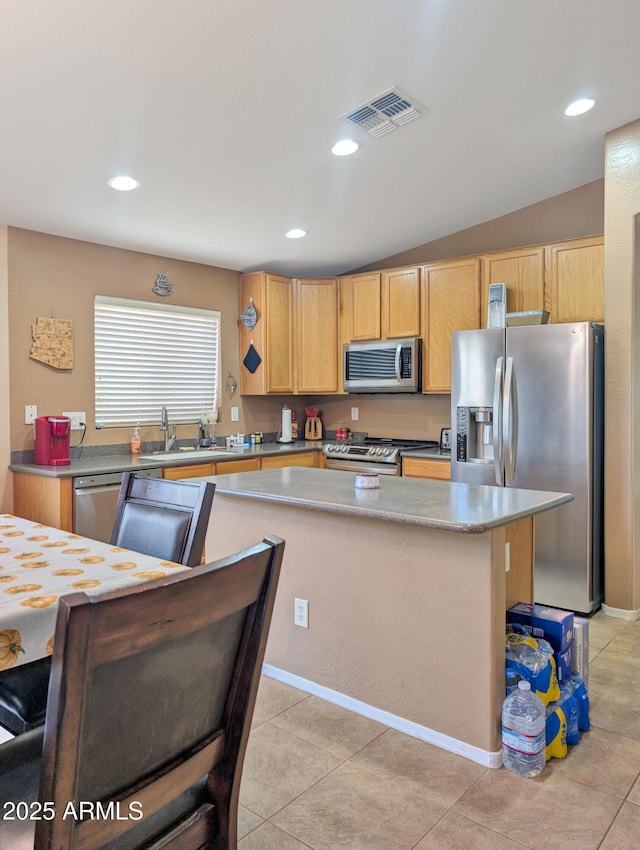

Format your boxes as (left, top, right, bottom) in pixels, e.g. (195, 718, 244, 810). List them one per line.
(0, 473, 216, 736)
(0, 535, 284, 850)
(110, 471, 216, 566)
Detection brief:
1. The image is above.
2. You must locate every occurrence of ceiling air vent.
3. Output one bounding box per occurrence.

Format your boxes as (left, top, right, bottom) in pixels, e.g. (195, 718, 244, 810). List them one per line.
(342, 88, 426, 138)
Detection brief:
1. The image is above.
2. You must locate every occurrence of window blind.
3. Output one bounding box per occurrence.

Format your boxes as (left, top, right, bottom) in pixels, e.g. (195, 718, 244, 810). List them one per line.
(95, 296, 220, 428)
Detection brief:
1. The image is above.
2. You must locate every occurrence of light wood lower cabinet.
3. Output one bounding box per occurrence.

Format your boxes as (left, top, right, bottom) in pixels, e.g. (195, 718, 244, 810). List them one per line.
(12, 471, 73, 531)
(260, 451, 320, 470)
(215, 458, 261, 474)
(505, 518, 534, 608)
(166, 451, 322, 477)
(402, 458, 451, 480)
(163, 463, 214, 480)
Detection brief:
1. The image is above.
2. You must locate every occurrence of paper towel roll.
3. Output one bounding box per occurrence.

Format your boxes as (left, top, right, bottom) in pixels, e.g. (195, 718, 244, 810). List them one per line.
(279, 405, 292, 442)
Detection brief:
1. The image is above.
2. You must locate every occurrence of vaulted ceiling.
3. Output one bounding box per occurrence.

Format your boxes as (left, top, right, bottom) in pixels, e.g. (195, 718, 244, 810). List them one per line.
(2, 1, 640, 275)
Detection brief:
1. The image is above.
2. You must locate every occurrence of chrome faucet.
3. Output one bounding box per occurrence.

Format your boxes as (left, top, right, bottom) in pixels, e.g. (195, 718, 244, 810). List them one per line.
(160, 406, 177, 451)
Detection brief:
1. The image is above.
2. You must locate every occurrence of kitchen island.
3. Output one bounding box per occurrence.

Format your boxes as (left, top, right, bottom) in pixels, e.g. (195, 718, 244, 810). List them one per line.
(201, 467, 572, 767)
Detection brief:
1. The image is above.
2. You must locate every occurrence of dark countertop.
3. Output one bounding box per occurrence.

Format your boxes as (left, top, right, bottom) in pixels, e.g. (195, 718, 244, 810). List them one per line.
(401, 447, 452, 462)
(8, 441, 324, 478)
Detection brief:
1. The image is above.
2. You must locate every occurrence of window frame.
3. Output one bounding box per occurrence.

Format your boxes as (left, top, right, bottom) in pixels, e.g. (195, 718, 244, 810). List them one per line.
(94, 295, 221, 429)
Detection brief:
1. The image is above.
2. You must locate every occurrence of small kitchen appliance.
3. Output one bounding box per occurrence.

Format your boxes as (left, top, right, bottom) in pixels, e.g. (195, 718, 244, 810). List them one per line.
(487, 282, 507, 329)
(343, 338, 421, 393)
(304, 407, 323, 440)
(34, 415, 71, 466)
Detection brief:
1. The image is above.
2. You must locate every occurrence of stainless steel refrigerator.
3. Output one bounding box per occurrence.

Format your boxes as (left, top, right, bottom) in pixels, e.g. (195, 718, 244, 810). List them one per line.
(451, 322, 604, 613)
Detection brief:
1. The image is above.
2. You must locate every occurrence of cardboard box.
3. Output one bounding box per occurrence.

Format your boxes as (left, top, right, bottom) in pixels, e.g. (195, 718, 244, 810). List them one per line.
(571, 617, 589, 686)
(556, 646, 572, 682)
(507, 602, 574, 654)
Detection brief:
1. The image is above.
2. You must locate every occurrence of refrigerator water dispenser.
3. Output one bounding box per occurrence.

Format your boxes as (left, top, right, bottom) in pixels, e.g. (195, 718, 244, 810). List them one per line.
(456, 406, 494, 464)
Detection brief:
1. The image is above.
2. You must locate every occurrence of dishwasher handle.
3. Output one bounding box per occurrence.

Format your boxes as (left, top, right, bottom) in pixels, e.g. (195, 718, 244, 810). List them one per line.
(73, 467, 162, 490)
(73, 472, 123, 489)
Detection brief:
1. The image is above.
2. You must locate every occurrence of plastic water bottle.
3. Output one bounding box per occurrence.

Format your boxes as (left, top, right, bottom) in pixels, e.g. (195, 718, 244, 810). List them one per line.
(502, 680, 546, 777)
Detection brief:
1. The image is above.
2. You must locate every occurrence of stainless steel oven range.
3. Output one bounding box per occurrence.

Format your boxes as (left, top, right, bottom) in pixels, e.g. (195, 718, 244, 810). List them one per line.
(323, 437, 438, 476)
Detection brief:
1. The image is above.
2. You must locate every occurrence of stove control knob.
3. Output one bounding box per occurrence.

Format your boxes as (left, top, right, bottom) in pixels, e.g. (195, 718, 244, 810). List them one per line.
(375, 448, 383, 455)
(382, 448, 392, 456)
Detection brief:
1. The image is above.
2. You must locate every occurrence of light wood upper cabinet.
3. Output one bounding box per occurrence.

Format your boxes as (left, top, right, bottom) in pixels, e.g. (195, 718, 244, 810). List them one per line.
(293, 278, 339, 393)
(421, 258, 481, 393)
(480, 247, 545, 326)
(381, 267, 421, 339)
(239, 272, 293, 395)
(350, 273, 382, 340)
(544, 236, 604, 324)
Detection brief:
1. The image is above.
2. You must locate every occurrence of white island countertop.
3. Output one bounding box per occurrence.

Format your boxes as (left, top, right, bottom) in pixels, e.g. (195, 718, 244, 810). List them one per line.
(203, 466, 573, 534)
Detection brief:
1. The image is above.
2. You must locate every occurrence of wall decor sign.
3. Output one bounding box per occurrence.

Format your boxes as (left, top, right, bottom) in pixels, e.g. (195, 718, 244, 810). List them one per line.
(153, 273, 174, 296)
(30, 317, 73, 370)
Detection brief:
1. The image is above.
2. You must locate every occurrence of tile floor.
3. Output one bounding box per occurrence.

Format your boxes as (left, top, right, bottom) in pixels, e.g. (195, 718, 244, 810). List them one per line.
(238, 611, 640, 849)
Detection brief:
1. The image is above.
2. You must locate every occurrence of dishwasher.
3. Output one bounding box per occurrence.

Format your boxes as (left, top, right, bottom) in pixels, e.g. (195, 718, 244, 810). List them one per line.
(73, 468, 162, 543)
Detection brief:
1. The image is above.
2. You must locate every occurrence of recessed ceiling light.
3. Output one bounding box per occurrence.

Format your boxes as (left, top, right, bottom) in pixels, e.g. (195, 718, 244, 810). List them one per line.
(331, 139, 360, 157)
(564, 98, 595, 117)
(107, 175, 141, 191)
(286, 228, 307, 239)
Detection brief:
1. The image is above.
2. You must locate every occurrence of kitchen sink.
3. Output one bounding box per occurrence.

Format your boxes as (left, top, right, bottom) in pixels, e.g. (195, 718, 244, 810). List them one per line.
(140, 449, 237, 461)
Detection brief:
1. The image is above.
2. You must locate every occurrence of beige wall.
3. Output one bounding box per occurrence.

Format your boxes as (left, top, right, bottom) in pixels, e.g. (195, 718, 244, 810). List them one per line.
(7, 228, 245, 451)
(353, 179, 604, 272)
(0, 226, 10, 511)
(604, 121, 640, 612)
(207, 492, 506, 760)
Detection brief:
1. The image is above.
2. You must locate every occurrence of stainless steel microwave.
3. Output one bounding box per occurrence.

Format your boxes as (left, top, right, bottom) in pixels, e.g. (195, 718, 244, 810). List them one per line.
(343, 337, 422, 393)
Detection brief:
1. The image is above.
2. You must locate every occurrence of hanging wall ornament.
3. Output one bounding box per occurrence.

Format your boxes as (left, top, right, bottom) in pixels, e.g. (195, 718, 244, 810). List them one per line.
(243, 342, 262, 374)
(240, 296, 257, 330)
(30, 316, 74, 370)
(153, 273, 174, 296)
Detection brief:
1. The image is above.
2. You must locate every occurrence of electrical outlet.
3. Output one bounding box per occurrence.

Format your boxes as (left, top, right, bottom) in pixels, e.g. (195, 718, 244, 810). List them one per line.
(25, 405, 37, 425)
(294, 597, 308, 628)
(231, 406, 239, 422)
(351, 407, 359, 421)
(505, 541, 511, 573)
(63, 411, 86, 431)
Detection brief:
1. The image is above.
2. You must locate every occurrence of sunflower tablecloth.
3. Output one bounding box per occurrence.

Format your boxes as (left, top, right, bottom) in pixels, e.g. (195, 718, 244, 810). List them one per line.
(0, 514, 188, 671)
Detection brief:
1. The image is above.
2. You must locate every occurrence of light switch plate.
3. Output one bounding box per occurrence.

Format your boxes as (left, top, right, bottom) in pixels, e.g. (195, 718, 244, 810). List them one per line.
(351, 407, 359, 421)
(231, 407, 239, 422)
(25, 405, 37, 425)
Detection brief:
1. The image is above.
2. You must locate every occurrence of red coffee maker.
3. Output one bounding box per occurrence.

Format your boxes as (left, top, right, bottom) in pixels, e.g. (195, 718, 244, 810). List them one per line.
(34, 416, 71, 466)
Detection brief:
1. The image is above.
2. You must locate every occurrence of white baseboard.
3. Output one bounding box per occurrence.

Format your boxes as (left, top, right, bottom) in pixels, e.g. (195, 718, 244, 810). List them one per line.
(262, 663, 503, 770)
(601, 604, 640, 621)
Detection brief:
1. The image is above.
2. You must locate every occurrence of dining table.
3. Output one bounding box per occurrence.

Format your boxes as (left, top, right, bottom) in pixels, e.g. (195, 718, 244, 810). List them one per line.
(0, 513, 188, 673)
